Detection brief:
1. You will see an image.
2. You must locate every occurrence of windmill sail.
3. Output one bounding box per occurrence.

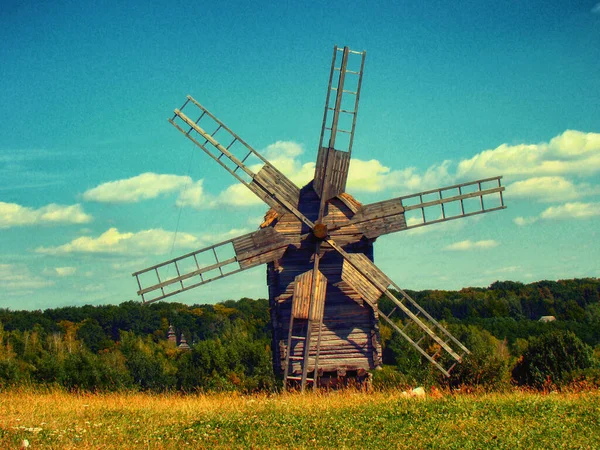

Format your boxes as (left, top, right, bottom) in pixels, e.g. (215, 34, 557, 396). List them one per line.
(169, 97, 311, 227)
(333, 176, 506, 239)
(133, 227, 292, 303)
(314, 46, 366, 201)
(332, 244, 469, 376)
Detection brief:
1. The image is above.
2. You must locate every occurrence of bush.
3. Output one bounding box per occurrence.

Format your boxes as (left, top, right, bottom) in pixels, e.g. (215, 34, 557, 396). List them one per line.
(441, 325, 512, 390)
(512, 330, 596, 388)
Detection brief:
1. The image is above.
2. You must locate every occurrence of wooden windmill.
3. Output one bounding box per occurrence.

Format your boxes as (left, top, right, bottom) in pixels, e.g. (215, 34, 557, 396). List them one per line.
(133, 46, 506, 391)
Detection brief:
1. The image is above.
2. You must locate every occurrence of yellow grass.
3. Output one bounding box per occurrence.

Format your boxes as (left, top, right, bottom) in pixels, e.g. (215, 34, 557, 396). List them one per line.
(1, 388, 599, 449)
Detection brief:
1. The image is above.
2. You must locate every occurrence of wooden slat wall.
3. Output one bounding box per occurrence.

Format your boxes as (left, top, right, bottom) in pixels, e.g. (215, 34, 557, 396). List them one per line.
(252, 164, 301, 212)
(327, 149, 351, 198)
(291, 269, 327, 321)
(309, 270, 327, 322)
(356, 214, 407, 239)
(350, 198, 408, 239)
(360, 198, 405, 217)
(233, 227, 278, 254)
(313, 147, 328, 196)
(341, 254, 391, 307)
(313, 147, 351, 201)
(232, 227, 291, 270)
(280, 297, 380, 374)
(341, 258, 382, 306)
(337, 192, 361, 213)
(246, 183, 288, 216)
(292, 270, 312, 320)
(267, 187, 382, 376)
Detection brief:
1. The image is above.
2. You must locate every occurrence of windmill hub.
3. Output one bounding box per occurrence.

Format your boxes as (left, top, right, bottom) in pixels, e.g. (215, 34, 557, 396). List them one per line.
(313, 223, 328, 240)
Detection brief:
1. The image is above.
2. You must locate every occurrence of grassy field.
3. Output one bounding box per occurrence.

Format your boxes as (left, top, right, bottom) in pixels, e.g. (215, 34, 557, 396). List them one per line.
(1, 388, 599, 449)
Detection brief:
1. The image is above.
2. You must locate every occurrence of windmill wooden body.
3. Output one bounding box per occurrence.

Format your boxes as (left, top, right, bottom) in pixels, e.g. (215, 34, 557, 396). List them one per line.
(133, 46, 506, 391)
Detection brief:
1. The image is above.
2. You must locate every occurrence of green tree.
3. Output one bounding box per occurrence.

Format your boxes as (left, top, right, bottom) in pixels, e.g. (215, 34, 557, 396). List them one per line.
(76, 318, 112, 353)
(512, 330, 597, 388)
(119, 331, 175, 391)
(442, 325, 512, 390)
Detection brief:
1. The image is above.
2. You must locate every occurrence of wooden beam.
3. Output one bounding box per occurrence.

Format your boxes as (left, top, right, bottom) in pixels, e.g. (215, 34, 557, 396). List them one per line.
(327, 238, 464, 365)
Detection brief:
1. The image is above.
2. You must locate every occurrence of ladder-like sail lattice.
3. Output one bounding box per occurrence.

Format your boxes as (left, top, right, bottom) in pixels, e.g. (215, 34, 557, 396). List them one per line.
(335, 247, 469, 376)
(401, 176, 506, 230)
(342, 176, 505, 239)
(318, 46, 366, 154)
(133, 228, 290, 303)
(314, 46, 366, 200)
(169, 96, 306, 225)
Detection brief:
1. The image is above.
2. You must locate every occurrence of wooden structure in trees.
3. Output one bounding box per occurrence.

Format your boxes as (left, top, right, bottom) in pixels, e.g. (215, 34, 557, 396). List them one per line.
(133, 46, 506, 391)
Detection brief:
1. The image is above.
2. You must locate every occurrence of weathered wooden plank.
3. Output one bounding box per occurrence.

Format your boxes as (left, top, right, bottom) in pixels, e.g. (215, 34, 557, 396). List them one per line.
(332, 177, 505, 240)
(264, 186, 382, 377)
(232, 227, 291, 270)
(253, 164, 301, 211)
(341, 253, 391, 306)
(314, 147, 352, 201)
(291, 270, 312, 320)
(337, 192, 362, 214)
(310, 270, 327, 322)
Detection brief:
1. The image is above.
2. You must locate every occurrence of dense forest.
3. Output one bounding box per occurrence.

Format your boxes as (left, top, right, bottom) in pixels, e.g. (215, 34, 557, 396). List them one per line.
(1, 278, 599, 392)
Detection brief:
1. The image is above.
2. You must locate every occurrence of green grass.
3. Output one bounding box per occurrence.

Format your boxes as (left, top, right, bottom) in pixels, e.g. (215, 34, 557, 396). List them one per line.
(1, 389, 598, 449)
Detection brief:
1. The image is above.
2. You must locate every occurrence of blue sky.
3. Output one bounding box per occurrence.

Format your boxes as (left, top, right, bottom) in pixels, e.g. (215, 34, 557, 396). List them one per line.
(1, 1, 599, 310)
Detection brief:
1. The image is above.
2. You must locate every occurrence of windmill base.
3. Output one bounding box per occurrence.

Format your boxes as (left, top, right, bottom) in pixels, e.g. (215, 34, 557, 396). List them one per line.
(284, 369, 373, 391)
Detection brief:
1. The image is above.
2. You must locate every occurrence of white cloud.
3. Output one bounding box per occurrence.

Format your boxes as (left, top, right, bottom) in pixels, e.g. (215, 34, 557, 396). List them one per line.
(484, 266, 521, 275)
(404, 214, 477, 236)
(56, 266, 77, 276)
(261, 141, 315, 187)
(217, 183, 264, 207)
(247, 215, 265, 226)
(540, 202, 600, 220)
(36, 228, 197, 255)
(514, 202, 600, 226)
(346, 159, 397, 192)
(257, 141, 451, 195)
(0, 202, 92, 228)
(83, 173, 192, 203)
(444, 239, 499, 251)
(175, 180, 216, 209)
(35, 227, 250, 256)
(43, 266, 77, 277)
(0, 263, 54, 292)
(513, 216, 538, 226)
(82, 130, 599, 212)
(507, 176, 599, 203)
(80, 283, 104, 293)
(110, 259, 150, 271)
(457, 130, 600, 180)
(264, 140, 303, 160)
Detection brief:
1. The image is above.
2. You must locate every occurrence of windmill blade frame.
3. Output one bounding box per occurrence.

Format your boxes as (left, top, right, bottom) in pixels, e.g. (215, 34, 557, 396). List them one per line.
(133, 227, 293, 304)
(169, 96, 312, 227)
(332, 176, 506, 239)
(314, 46, 366, 201)
(332, 244, 469, 376)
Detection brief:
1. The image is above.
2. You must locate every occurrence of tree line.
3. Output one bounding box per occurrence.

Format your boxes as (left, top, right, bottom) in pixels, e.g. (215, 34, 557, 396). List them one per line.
(1, 279, 599, 392)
